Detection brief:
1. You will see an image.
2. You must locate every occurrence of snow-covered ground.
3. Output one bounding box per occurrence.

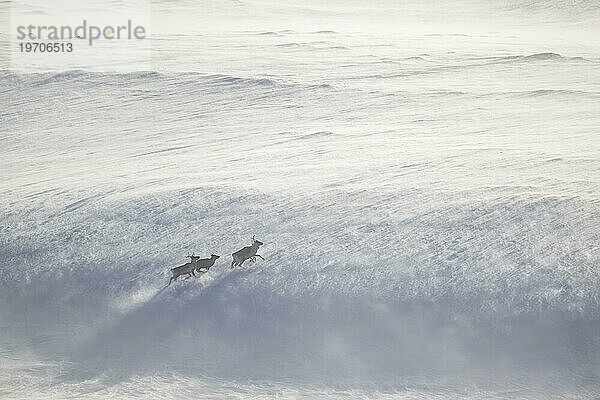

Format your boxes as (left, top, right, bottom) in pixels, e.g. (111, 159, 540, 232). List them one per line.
(1, 0, 599, 398)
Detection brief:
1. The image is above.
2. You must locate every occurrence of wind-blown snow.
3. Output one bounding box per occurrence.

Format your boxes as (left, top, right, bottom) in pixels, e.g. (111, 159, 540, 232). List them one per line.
(1, 0, 599, 398)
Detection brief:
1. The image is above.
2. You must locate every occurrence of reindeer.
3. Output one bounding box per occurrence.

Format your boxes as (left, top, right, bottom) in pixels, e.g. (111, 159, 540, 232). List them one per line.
(168, 254, 202, 286)
(195, 254, 220, 274)
(231, 235, 264, 268)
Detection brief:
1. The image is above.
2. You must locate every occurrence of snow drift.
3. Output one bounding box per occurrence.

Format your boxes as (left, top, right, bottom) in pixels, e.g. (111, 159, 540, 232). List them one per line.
(1, 0, 600, 397)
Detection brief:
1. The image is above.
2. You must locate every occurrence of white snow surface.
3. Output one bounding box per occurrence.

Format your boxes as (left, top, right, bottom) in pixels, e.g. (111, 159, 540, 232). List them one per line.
(1, 0, 600, 398)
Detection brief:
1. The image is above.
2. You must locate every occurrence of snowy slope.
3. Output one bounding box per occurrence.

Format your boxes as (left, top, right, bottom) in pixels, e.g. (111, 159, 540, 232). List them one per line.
(1, 0, 600, 398)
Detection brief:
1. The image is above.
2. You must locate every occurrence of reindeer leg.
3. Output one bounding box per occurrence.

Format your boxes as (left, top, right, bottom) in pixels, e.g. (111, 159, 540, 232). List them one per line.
(255, 255, 265, 260)
(168, 276, 174, 286)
